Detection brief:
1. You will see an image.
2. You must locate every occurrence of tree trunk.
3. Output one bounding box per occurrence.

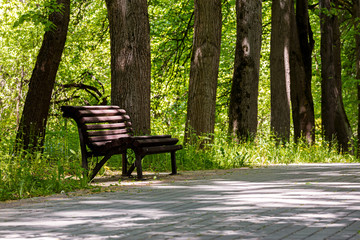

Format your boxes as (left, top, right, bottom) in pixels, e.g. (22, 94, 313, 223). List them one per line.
(15, 0, 70, 152)
(320, 0, 352, 152)
(354, 0, 360, 155)
(184, 0, 222, 146)
(289, 0, 315, 144)
(106, 0, 151, 135)
(270, 0, 291, 141)
(228, 0, 262, 141)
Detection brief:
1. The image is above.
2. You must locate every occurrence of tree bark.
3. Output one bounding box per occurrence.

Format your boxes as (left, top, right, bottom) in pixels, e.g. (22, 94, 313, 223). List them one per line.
(320, 0, 352, 152)
(15, 0, 70, 152)
(106, 0, 151, 135)
(270, 0, 291, 141)
(353, 0, 360, 155)
(228, 0, 262, 141)
(184, 0, 222, 146)
(289, 0, 315, 144)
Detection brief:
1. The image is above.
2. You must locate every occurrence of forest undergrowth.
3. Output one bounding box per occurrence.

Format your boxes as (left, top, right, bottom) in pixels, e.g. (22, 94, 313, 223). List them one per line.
(0, 119, 357, 202)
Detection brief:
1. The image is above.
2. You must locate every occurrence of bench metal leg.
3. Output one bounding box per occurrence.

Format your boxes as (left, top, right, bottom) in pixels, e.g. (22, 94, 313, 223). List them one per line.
(127, 163, 136, 177)
(122, 152, 128, 176)
(135, 154, 143, 179)
(170, 151, 177, 175)
(81, 154, 89, 180)
(81, 155, 88, 171)
(89, 153, 113, 181)
(78, 128, 88, 170)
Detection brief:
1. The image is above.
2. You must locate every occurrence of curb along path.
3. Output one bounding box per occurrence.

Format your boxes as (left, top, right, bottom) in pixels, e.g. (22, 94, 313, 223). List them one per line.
(1, 164, 360, 239)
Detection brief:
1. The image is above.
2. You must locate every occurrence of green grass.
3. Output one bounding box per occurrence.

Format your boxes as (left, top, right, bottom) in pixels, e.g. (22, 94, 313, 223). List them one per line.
(140, 133, 357, 173)
(0, 150, 89, 201)
(0, 128, 89, 201)
(0, 125, 358, 202)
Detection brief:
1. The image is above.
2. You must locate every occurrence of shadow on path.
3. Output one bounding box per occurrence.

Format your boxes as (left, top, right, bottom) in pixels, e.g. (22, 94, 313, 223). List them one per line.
(1, 164, 360, 240)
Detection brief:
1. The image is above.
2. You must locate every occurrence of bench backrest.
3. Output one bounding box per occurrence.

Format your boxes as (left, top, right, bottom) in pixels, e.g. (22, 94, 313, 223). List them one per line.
(61, 105, 133, 153)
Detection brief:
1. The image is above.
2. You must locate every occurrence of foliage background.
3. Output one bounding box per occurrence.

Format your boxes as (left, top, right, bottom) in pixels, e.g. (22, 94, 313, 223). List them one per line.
(2, 0, 358, 142)
(0, 0, 359, 200)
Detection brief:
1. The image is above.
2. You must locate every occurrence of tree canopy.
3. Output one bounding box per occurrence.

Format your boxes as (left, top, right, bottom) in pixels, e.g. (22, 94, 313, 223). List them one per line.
(1, 0, 359, 150)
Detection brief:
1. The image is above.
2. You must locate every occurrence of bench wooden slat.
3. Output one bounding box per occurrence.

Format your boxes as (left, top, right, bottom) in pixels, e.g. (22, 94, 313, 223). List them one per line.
(90, 141, 111, 148)
(89, 133, 131, 142)
(66, 105, 121, 110)
(87, 129, 130, 136)
(80, 115, 130, 124)
(78, 109, 127, 116)
(61, 106, 123, 119)
(140, 145, 183, 155)
(132, 138, 179, 147)
(90, 137, 131, 152)
(131, 135, 172, 140)
(84, 122, 132, 130)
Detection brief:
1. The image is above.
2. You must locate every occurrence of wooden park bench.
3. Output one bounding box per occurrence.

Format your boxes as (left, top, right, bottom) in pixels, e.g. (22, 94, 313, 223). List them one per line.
(61, 105, 182, 181)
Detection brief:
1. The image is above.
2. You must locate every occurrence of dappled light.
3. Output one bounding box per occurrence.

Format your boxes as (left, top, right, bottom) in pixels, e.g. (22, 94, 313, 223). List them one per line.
(1, 164, 360, 239)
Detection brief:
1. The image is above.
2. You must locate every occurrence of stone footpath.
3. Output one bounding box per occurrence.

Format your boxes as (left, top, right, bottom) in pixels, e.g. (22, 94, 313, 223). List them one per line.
(1, 164, 360, 239)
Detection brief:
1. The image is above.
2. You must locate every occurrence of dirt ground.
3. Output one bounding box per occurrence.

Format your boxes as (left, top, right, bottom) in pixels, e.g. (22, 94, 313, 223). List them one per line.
(92, 168, 247, 186)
